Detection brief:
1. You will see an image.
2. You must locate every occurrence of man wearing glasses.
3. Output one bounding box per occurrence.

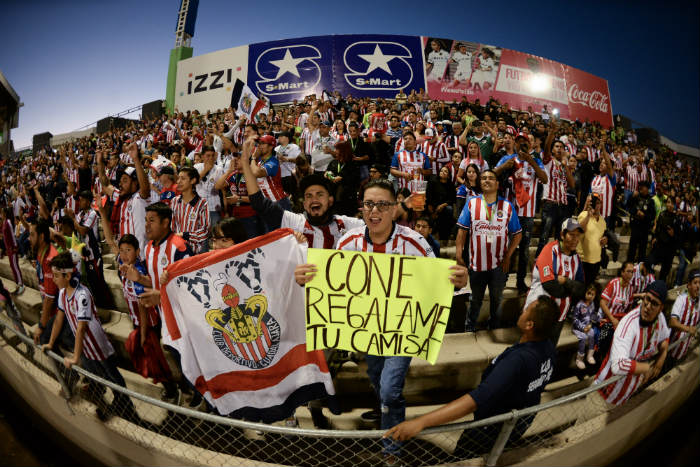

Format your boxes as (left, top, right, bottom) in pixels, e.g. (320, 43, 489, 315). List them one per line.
(295, 178, 468, 464)
(595, 280, 670, 406)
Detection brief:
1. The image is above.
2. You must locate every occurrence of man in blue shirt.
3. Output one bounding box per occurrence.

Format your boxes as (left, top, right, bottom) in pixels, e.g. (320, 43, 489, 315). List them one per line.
(384, 295, 559, 459)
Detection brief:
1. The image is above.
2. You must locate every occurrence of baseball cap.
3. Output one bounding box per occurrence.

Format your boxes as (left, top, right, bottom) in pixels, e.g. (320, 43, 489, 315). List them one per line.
(505, 127, 517, 136)
(319, 120, 332, 127)
(425, 128, 435, 137)
(645, 280, 668, 304)
(515, 132, 528, 141)
(687, 268, 700, 283)
(441, 120, 452, 126)
(123, 167, 138, 180)
(258, 134, 276, 145)
(561, 217, 584, 233)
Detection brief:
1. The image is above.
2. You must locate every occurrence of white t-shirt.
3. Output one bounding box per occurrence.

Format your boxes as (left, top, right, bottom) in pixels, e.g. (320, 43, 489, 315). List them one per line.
(194, 163, 225, 212)
(428, 50, 450, 79)
(275, 144, 302, 178)
(452, 51, 473, 75)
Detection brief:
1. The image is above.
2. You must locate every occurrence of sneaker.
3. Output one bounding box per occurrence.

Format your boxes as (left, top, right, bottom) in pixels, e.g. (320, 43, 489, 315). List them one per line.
(575, 354, 586, 370)
(285, 416, 299, 427)
(586, 349, 596, 365)
(361, 409, 381, 422)
(12, 285, 25, 296)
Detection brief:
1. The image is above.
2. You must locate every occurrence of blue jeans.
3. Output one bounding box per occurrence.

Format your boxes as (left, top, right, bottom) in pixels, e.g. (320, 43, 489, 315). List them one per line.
(537, 201, 563, 256)
(238, 216, 266, 240)
(209, 211, 222, 230)
(365, 355, 412, 456)
(517, 216, 534, 287)
(468, 267, 507, 329)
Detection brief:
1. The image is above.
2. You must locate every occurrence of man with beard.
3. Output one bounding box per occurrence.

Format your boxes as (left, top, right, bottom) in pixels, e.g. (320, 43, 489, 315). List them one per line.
(595, 280, 670, 406)
(240, 136, 365, 248)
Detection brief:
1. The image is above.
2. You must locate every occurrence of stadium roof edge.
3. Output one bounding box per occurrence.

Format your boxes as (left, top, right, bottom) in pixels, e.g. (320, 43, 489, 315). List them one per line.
(0, 69, 20, 105)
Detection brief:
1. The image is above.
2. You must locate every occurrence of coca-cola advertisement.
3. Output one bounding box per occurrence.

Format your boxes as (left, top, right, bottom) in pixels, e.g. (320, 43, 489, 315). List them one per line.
(564, 66, 613, 127)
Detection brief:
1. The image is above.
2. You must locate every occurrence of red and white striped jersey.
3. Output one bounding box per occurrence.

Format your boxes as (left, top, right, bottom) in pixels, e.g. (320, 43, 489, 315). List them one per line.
(564, 142, 577, 156)
(421, 140, 450, 175)
(625, 164, 648, 192)
(586, 146, 600, 163)
(300, 128, 317, 155)
(542, 158, 568, 204)
(337, 224, 435, 258)
(76, 208, 99, 240)
(525, 240, 584, 321)
(117, 256, 159, 328)
(52, 208, 67, 231)
(669, 292, 700, 360)
(112, 189, 160, 255)
(590, 174, 616, 218)
(58, 284, 115, 361)
(330, 130, 347, 142)
(457, 195, 522, 272)
(282, 211, 365, 249)
(94, 165, 118, 196)
(256, 155, 287, 202)
(390, 150, 431, 190)
(119, 152, 133, 166)
(444, 135, 463, 155)
(630, 263, 655, 297)
(497, 155, 542, 217)
(459, 156, 489, 174)
(595, 307, 670, 406)
(145, 233, 190, 344)
(171, 194, 210, 254)
(65, 195, 78, 214)
(602, 277, 633, 319)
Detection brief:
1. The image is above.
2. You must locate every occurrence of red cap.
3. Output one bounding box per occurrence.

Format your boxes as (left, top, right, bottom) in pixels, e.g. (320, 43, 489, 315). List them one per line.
(515, 131, 528, 141)
(258, 135, 276, 145)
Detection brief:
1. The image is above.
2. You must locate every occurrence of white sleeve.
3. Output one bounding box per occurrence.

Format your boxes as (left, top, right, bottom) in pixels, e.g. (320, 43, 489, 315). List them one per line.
(213, 134, 223, 154)
(609, 318, 637, 376)
(670, 296, 685, 320)
(75, 289, 94, 322)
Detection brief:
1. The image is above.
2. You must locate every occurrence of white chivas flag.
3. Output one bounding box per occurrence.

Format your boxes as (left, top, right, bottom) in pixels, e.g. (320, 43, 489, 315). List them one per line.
(160, 229, 337, 422)
(230, 78, 266, 120)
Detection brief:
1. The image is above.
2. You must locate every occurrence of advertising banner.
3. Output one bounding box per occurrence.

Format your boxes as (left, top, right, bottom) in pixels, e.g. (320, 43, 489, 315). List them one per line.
(422, 37, 503, 104)
(174, 45, 249, 114)
(493, 48, 570, 119)
(247, 35, 334, 105)
(564, 66, 612, 126)
(332, 34, 425, 99)
(304, 248, 454, 364)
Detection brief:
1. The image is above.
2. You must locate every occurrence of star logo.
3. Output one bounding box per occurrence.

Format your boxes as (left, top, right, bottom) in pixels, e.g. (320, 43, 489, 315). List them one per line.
(358, 45, 397, 74)
(269, 49, 306, 80)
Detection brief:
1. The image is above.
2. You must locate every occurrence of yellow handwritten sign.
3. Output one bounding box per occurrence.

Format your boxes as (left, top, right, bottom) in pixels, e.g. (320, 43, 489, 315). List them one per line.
(305, 248, 454, 364)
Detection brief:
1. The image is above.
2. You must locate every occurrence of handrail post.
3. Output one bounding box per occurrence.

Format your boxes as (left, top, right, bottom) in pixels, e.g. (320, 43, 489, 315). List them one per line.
(485, 412, 518, 466)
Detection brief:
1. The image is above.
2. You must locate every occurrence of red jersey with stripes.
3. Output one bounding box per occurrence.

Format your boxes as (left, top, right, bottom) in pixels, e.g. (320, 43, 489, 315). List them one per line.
(457, 195, 522, 272)
(542, 158, 568, 204)
(256, 154, 287, 201)
(630, 263, 655, 297)
(421, 140, 450, 175)
(37, 244, 59, 303)
(58, 284, 115, 361)
(111, 189, 160, 254)
(595, 307, 669, 406)
(145, 233, 191, 345)
(602, 277, 634, 319)
(65, 195, 78, 214)
(625, 164, 648, 192)
(283, 211, 365, 249)
(76, 208, 99, 240)
(590, 174, 616, 218)
(171, 194, 210, 254)
(585, 147, 600, 163)
(525, 240, 584, 321)
(301, 128, 317, 155)
(337, 223, 435, 258)
(117, 256, 159, 328)
(390, 150, 431, 190)
(496, 154, 544, 217)
(669, 292, 700, 360)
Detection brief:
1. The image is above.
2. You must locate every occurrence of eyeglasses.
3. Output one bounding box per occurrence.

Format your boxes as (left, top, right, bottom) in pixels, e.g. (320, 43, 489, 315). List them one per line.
(362, 200, 396, 212)
(643, 295, 662, 308)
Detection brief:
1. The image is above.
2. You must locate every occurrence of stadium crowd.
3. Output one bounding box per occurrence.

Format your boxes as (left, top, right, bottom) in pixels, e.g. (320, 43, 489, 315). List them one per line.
(1, 89, 699, 463)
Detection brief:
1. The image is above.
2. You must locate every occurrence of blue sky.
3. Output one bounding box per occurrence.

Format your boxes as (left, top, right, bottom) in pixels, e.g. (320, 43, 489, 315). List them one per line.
(2, 0, 698, 148)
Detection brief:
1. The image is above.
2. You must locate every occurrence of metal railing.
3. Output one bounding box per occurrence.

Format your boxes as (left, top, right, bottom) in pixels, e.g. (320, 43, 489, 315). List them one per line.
(0, 310, 697, 467)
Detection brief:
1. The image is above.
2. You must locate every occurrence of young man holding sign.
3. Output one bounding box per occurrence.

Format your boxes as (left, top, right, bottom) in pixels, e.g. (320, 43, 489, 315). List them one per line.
(456, 169, 522, 331)
(295, 178, 468, 464)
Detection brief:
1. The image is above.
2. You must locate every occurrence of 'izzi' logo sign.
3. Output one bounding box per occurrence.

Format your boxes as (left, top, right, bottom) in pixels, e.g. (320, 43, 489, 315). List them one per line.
(254, 45, 321, 96)
(185, 68, 240, 95)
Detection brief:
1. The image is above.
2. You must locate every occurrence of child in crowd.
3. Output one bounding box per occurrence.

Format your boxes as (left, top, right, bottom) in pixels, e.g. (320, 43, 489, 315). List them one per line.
(99, 204, 180, 404)
(572, 283, 601, 369)
(413, 216, 440, 257)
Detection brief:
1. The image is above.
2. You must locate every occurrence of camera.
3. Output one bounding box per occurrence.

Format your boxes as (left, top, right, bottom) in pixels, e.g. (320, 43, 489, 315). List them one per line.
(591, 196, 599, 209)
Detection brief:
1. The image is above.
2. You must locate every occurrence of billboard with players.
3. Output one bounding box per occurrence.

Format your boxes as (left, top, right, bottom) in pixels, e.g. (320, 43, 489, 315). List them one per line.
(175, 34, 612, 126)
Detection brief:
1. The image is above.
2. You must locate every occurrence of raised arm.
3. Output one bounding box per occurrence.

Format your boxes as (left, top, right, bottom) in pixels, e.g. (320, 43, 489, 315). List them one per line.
(96, 150, 115, 199)
(131, 143, 152, 200)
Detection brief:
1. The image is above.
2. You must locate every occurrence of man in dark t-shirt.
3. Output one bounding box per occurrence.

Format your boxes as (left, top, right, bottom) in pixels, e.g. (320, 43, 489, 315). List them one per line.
(384, 295, 558, 458)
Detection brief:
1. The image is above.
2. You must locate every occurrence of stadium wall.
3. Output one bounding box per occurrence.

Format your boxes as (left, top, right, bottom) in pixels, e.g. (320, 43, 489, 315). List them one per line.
(174, 34, 613, 126)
